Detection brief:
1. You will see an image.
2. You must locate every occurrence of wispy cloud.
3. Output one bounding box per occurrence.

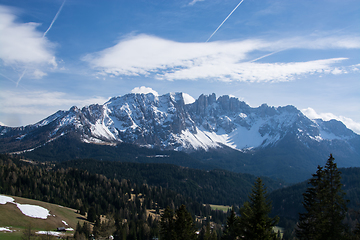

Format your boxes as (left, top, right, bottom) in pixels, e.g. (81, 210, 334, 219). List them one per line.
(302, 107, 360, 135)
(0, 6, 56, 66)
(0, 90, 108, 126)
(188, 0, 204, 6)
(0, 5, 57, 82)
(0, 91, 107, 111)
(83, 34, 359, 83)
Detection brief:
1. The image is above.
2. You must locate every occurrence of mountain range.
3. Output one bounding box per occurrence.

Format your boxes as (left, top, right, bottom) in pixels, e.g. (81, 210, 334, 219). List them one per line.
(1, 92, 359, 183)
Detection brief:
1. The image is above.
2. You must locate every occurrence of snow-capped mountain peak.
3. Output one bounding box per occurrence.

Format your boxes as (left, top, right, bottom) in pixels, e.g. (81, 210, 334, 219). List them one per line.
(0, 92, 359, 156)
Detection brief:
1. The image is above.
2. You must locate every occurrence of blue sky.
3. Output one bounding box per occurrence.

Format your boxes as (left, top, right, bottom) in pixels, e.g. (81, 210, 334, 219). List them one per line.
(0, 0, 359, 133)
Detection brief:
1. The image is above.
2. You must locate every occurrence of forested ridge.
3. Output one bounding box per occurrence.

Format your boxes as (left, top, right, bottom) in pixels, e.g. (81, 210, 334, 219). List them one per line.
(57, 158, 284, 206)
(20, 134, 212, 171)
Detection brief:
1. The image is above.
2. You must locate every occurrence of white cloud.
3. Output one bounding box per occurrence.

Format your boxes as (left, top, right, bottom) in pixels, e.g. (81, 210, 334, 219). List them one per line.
(0, 90, 108, 126)
(131, 86, 159, 96)
(276, 36, 360, 50)
(84, 34, 358, 83)
(161, 58, 347, 82)
(302, 107, 360, 135)
(32, 69, 47, 79)
(189, 0, 204, 6)
(0, 5, 56, 78)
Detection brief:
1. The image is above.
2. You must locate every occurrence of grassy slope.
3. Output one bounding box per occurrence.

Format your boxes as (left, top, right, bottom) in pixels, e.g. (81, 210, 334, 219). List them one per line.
(0, 195, 88, 239)
(208, 204, 231, 213)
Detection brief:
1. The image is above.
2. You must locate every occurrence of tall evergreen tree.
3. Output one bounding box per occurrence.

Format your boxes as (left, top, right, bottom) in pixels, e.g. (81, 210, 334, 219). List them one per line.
(238, 177, 279, 240)
(296, 154, 348, 240)
(174, 204, 197, 240)
(160, 206, 177, 240)
(221, 207, 240, 240)
(160, 205, 197, 240)
(87, 206, 97, 222)
(297, 165, 326, 239)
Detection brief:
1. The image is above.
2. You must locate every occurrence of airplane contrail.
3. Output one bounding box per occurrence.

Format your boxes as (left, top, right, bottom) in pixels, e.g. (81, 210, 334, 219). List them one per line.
(249, 49, 286, 63)
(16, 0, 66, 87)
(16, 68, 27, 87)
(206, 0, 245, 42)
(43, 0, 66, 37)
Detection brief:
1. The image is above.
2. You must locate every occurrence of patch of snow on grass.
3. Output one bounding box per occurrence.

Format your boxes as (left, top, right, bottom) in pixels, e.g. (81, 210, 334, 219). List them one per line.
(0, 227, 13, 232)
(62, 220, 68, 226)
(36, 231, 64, 236)
(1, 194, 51, 219)
(0, 195, 14, 204)
(16, 203, 50, 219)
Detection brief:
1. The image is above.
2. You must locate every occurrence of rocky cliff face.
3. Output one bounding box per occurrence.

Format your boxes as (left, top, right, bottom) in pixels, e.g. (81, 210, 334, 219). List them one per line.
(1, 92, 359, 169)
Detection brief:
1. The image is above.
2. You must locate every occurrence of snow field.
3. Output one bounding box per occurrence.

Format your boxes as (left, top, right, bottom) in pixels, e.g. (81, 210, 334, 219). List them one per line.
(16, 203, 50, 219)
(0, 194, 50, 219)
(0, 195, 14, 204)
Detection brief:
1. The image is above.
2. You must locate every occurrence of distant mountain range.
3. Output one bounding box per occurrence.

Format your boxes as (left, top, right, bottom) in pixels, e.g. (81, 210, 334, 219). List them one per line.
(1, 92, 359, 183)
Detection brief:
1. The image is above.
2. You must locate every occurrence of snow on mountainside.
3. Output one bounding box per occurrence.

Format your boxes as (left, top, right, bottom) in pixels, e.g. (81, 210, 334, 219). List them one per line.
(1, 91, 359, 183)
(0, 92, 359, 155)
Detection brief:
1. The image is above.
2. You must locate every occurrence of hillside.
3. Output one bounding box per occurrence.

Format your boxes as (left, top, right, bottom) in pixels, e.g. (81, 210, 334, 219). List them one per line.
(20, 134, 213, 170)
(56, 158, 285, 206)
(0, 194, 83, 239)
(0, 154, 228, 239)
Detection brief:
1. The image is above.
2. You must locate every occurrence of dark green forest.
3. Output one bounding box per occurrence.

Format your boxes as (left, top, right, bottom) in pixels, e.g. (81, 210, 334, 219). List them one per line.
(1, 153, 360, 239)
(0, 154, 227, 239)
(57, 158, 284, 206)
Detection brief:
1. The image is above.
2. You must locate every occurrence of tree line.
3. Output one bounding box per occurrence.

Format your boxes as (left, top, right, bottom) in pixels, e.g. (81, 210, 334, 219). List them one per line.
(57, 158, 283, 206)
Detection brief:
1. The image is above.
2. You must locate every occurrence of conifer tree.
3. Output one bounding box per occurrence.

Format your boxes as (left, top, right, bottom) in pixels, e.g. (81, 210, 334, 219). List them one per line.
(297, 165, 325, 239)
(174, 204, 197, 240)
(160, 206, 177, 240)
(296, 154, 348, 240)
(160, 205, 197, 240)
(221, 207, 240, 240)
(238, 177, 279, 240)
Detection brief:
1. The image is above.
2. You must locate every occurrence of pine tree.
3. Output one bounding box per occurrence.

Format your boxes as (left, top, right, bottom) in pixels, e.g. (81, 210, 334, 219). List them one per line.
(87, 206, 97, 222)
(160, 205, 197, 240)
(297, 165, 326, 239)
(238, 177, 279, 240)
(296, 154, 348, 240)
(160, 206, 177, 240)
(221, 207, 240, 240)
(174, 204, 197, 240)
